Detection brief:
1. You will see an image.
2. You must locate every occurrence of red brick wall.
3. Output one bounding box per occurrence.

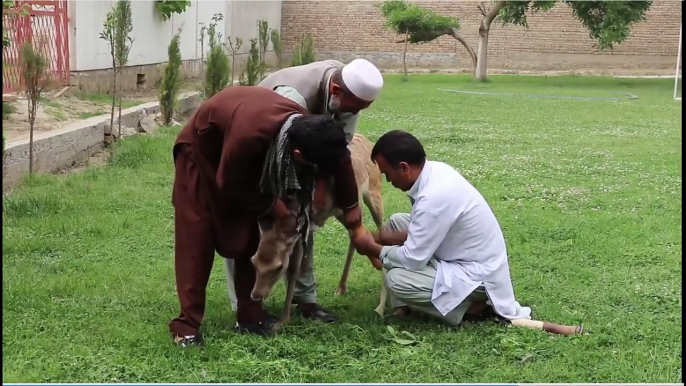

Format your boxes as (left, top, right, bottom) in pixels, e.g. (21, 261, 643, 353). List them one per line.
(281, 0, 682, 74)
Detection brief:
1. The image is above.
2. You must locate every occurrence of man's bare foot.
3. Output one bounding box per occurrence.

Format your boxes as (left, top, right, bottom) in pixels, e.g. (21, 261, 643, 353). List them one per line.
(384, 306, 414, 324)
(463, 301, 498, 322)
(466, 301, 489, 315)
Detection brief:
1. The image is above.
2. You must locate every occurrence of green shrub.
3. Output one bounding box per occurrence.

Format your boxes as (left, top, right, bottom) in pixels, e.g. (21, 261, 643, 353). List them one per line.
(244, 39, 261, 86)
(291, 33, 316, 67)
(159, 30, 182, 125)
(202, 14, 230, 98)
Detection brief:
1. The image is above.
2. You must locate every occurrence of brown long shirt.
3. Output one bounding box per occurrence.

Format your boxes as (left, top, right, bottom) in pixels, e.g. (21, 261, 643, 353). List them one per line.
(172, 86, 357, 256)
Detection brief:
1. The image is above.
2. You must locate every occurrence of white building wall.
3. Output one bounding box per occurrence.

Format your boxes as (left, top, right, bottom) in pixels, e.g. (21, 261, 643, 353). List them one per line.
(68, 0, 281, 72)
(226, 1, 282, 55)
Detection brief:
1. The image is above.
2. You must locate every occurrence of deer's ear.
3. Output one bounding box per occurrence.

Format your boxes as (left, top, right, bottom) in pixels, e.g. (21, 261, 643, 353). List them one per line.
(292, 149, 304, 163)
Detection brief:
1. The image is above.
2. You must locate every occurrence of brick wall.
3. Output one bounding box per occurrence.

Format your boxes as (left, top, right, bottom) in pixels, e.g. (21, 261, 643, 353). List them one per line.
(281, 0, 682, 75)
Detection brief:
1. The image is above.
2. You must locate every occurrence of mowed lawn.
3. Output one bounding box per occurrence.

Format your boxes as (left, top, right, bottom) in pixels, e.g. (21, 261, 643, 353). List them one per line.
(2, 75, 681, 383)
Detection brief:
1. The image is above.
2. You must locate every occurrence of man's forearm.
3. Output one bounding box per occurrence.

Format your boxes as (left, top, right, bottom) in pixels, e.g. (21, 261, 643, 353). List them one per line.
(330, 153, 359, 210)
(361, 242, 384, 271)
(378, 231, 408, 246)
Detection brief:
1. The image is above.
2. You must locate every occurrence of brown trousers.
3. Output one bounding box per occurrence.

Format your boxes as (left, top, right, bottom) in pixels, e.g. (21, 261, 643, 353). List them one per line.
(169, 144, 265, 337)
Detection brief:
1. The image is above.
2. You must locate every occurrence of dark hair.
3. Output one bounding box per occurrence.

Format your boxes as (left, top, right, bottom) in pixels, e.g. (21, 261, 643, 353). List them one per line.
(330, 69, 355, 98)
(371, 130, 426, 167)
(288, 114, 348, 167)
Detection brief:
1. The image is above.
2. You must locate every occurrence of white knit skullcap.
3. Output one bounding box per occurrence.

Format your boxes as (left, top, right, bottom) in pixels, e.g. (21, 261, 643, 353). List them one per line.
(341, 59, 383, 102)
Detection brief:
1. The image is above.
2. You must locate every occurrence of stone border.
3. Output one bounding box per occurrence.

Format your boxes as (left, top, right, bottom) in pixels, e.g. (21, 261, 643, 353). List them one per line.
(2, 91, 202, 192)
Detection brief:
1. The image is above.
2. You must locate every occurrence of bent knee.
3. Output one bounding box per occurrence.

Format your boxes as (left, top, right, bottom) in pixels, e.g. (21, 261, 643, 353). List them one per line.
(384, 268, 409, 293)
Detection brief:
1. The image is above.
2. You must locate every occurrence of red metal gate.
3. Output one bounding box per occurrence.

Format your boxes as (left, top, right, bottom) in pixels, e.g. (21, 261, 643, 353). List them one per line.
(2, 0, 70, 94)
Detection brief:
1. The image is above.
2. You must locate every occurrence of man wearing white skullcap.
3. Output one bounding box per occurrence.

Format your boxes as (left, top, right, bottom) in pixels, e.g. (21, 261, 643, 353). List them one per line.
(249, 58, 384, 324)
(260, 58, 383, 142)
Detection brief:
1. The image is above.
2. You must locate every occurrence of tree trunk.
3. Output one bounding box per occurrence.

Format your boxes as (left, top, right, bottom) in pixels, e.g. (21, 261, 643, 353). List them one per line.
(231, 53, 236, 86)
(109, 53, 116, 140)
(402, 27, 409, 81)
(474, 29, 490, 81)
(200, 36, 205, 81)
(474, 1, 506, 82)
(261, 48, 266, 80)
(28, 105, 34, 174)
(117, 71, 122, 138)
(449, 28, 477, 73)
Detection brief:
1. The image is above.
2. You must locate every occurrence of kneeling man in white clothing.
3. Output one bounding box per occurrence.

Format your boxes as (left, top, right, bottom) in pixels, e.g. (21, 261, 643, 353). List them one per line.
(353, 130, 532, 326)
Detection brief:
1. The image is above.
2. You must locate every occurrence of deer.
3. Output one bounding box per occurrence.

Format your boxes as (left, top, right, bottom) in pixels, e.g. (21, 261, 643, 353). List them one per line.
(222, 133, 389, 329)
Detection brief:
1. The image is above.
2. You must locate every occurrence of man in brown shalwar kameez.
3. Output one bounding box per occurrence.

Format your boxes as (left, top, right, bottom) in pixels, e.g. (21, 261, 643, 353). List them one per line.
(169, 86, 357, 346)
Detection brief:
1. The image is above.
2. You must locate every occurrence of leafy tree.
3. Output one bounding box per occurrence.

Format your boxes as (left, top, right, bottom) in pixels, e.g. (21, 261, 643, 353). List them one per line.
(270, 28, 282, 69)
(376, 1, 462, 81)
(245, 38, 261, 85)
(257, 20, 270, 80)
(99, 0, 134, 140)
(378, 0, 653, 82)
(225, 36, 243, 87)
(99, 11, 117, 139)
(113, 0, 134, 137)
(197, 21, 208, 80)
(159, 29, 182, 125)
(203, 13, 230, 98)
(155, 0, 191, 22)
(291, 33, 316, 67)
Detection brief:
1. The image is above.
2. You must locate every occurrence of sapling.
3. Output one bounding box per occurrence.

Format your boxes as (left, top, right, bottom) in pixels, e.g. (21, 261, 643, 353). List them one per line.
(20, 43, 49, 174)
(113, 0, 134, 137)
(159, 29, 182, 125)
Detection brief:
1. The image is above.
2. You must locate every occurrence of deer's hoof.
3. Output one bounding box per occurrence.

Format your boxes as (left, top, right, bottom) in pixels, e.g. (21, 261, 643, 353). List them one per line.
(334, 287, 347, 296)
(273, 319, 288, 331)
(374, 306, 385, 317)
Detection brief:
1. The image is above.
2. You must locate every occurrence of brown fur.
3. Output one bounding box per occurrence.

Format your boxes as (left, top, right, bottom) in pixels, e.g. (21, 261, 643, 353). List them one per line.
(224, 133, 387, 329)
(249, 213, 301, 302)
(309, 133, 385, 296)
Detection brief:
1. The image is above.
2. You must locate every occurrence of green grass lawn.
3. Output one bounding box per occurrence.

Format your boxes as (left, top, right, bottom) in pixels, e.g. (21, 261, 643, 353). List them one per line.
(2, 74, 681, 383)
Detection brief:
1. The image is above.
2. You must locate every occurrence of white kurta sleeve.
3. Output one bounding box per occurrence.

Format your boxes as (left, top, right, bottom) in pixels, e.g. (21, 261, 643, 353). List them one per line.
(396, 203, 452, 271)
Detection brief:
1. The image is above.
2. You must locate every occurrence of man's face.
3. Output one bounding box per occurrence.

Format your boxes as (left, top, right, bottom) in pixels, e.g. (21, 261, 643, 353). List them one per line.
(375, 155, 413, 191)
(329, 82, 373, 116)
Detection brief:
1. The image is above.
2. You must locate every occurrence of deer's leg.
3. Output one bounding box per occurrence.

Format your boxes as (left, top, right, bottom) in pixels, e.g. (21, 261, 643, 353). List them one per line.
(226, 218, 268, 313)
(363, 185, 387, 315)
(374, 270, 388, 317)
(222, 258, 238, 311)
(275, 242, 304, 331)
(335, 238, 356, 296)
(363, 176, 385, 231)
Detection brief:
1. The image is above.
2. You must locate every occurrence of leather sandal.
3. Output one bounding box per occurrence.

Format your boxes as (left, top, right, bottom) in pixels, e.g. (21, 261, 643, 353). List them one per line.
(172, 334, 203, 347)
(234, 322, 274, 336)
(233, 309, 280, 336)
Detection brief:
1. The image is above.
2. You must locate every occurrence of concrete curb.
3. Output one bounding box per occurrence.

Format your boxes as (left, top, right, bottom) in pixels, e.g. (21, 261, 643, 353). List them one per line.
(2, 91, 202, 192)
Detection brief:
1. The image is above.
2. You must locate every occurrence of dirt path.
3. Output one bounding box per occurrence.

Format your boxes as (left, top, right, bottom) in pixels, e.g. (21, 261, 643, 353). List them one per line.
(2, 79, 202, 143)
